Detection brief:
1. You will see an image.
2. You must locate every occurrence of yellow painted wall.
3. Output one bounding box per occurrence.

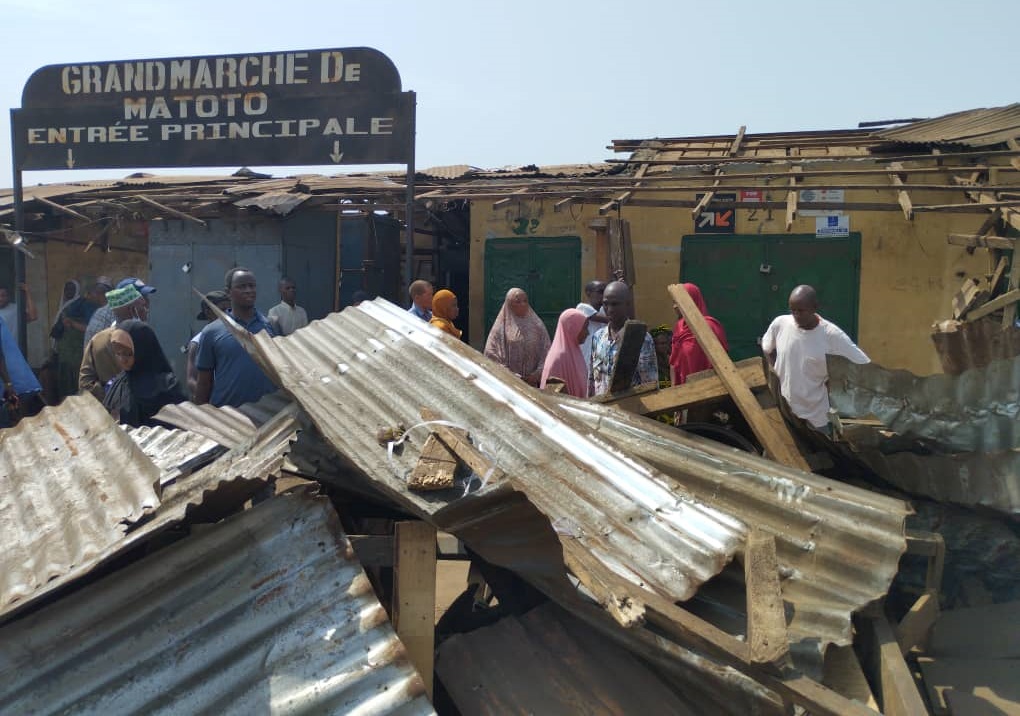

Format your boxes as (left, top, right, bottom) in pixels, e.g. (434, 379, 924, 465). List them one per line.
(469, 159, 1007, 376)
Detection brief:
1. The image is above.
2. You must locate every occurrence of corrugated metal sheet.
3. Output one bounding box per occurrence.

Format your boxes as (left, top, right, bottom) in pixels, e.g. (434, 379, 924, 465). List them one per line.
(0, 402, 297, 625)
(437, 602, 704, 716)
(155, 391, 292, 448)
(0, 395, 161, 615)
(0, 490, 435, 716)
(828, 354, 1020, 453)
(931, 319, 1020, 375)
(235, 299, 749, 605)
(552, 396, 909, 656)
(415, 165, 480, 180)
(123, 424, 223, 486)
(873, 104, 1020, 147)
(233, 190, 311, 215)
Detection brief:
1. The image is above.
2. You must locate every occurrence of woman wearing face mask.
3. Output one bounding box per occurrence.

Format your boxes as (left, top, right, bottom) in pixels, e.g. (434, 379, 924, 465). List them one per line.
(102, 319, 184, 427)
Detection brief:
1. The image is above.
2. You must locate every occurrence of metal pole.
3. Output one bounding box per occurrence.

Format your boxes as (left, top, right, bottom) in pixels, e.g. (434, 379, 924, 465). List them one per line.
(10, 109, 27, 354)
(403, 91, 417, 295)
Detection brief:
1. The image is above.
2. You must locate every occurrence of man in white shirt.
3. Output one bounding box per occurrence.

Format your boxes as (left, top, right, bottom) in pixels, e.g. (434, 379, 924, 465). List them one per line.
(267, 277, 308, 336)
(761, 285, 869, 432)
(0, 284, 37, 340)
(576, 279, 607, 367)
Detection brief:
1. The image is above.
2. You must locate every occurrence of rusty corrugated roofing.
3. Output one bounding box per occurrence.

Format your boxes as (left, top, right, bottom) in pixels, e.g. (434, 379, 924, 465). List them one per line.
(0, 402, 297, 625)
(553, 396, 909, 659)
(0, 396, 161, 615)
(123, 423, 223, 486)
(155, 391, 292, 448)
(437, 602, 704, 716)
(873, 104, 1020, 147)
(220, 298, 907, 649)
(0, 490, 435, 715)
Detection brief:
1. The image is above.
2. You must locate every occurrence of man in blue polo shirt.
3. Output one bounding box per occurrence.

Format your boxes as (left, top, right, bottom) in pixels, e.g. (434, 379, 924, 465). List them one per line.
(193, 267, 276, 407)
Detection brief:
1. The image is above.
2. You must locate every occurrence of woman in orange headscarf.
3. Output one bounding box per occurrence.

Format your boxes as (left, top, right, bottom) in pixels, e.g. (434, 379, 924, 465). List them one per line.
(429, 289, 462, 339)
(669, 283, 728, 385)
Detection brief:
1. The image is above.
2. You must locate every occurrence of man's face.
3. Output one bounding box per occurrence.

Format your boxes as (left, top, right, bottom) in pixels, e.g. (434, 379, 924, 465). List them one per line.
(91, 284, 111, 304)
(586, 283, 606, 310)
(653, 333, 671, 358)
(602, 285, 629, 327)
(415, 285, 434, 311)
(230, 271, 257, 310)
(280, 281, 296, 303)
(0, 289, 10, 308)
(789, 295, 818, 329)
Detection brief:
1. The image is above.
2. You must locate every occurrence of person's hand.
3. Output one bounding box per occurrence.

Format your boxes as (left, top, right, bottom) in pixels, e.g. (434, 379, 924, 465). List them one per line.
(3, 383, 16, 405)
(17, 282, 28, 292)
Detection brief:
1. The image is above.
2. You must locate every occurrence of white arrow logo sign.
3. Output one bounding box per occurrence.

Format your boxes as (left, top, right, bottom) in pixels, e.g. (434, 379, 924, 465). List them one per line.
(66, 149, 75, 168)
(330, 141, 344, 163)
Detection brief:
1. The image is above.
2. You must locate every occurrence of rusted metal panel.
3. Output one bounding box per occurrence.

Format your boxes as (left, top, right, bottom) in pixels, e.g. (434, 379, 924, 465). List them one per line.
(123, 423, 223, 486)
(828, 354, 1020, 453)
(437, 603, 704, 716)
(553, 396, 909, 660)
(229, 299, 748, 604)
(0, 403, 297, 625)
(0, 490, 435, 716)
(931, 319, 1020, 375)
(873, 104, 1020, 147)
(0, 395, 161, 616)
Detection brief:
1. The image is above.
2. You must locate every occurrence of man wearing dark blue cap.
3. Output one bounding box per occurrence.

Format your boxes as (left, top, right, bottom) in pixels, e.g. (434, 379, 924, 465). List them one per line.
(84, 277, 157, 346)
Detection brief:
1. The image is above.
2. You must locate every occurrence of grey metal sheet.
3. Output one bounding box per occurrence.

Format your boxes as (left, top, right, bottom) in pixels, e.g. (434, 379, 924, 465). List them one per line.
(552, 396, 909, 654)
(234, 190, 310, 215)
(0, 489, 435, 716)
(231, 298, 748, 604)
(873, 104, 1020, 147)
(828, 354, 1020, 453)
(0, 395, 161, 616)
(123, 424, 223, 486)
(154, 391, 293, 448)
(0, 403, 297, 625)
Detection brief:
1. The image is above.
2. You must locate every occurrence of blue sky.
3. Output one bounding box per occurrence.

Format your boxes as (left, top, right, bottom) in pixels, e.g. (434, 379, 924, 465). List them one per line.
(1, 0, 1017, 185)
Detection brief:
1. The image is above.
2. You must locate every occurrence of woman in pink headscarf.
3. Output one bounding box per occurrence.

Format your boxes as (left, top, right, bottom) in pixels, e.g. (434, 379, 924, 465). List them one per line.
(540, 308, 590, 397)
(484, 287, 551, 386)
(669, 282, 728, 385)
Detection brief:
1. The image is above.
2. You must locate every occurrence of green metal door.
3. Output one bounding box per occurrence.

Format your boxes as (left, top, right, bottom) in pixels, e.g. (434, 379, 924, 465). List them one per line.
(680, 233, 861, 361)
(485, 237, 581, 337)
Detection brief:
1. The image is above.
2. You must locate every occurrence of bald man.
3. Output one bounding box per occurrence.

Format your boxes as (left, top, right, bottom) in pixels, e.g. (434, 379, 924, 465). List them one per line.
(761, 284, 869, 433)
(589, 281, 658, 397)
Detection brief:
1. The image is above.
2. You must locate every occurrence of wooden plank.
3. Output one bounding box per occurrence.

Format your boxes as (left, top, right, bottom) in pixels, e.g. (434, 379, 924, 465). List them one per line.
(691, 168, 724, 219)
(966, 287, 1020, 321)
(953, 277, 990, 319)
(728, 124, 747, 156)
(895, 590, 939, 655)
(860, 614, 930, 716)
(822, 645, 880, 711)
(1005, 247, 1020, 327)
(888, 162, 914, 220)
(30, 194, 91, 222)
(133, 194, 207, 226)
(419, 408, 508, 483)
(744, 530, 790, 666)
(989, 254, 1009, 295)
(785, 166, 802, 230)
(608, 359, 766, 416)
(393, 520, 437, 699)
(667, 284, 810, 471)
(407, 433, 458, 491)
(906, 529, 945, 593)
(608, 320, 650, 394)
(948, 233, 1015, 250)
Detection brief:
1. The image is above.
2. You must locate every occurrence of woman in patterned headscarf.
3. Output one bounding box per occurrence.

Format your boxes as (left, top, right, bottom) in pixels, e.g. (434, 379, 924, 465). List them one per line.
(484, 287, 551, 386)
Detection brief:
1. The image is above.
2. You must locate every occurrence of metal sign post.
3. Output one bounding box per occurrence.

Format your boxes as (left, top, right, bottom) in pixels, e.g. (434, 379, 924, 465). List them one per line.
(9, 47, 417, 349)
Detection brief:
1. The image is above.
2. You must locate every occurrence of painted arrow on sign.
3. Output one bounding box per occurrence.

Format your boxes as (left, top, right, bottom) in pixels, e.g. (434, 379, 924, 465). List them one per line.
(66, 149, 75, 168)
(716, 210, 733, 226)
(330, 140, 344, 163)
(698, 212, 714, 228)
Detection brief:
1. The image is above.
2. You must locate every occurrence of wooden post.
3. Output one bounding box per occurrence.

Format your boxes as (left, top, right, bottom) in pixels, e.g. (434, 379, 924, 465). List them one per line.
(744, 530, 791, 666)
(667, 284, 810, 471)
(393, 520, 437, 698)
(859, 613, 930, 716)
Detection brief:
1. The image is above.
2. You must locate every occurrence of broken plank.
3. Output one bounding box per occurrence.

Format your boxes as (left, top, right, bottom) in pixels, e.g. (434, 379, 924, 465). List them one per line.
(419, 408, 507, 483)
(989, 254, 1009, 296)
(607, 359, 766, 416)
(1006, 250, 1020, 327)
(744, 530, 790, 666)
(785, 166, 802, 230)
(859, 614, 930, 716)
(895, 590, 939, 655)
(691, 168, 724, 220)
(407, 433, 458, 491)
(888, 162, 914, 220)
(667, 284, 810, 471)
(393, 520, 437, 699)
(608, 320, 650, 395)
(906, 529, 946, 593)
(953, 277, 990, 320)
(948, 233, 1016, 251)
(966, 287, 1020, 321)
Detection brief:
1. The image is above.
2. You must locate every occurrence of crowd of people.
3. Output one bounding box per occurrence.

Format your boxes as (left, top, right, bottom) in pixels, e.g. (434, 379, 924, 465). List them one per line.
(0, 265, 868, 438)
